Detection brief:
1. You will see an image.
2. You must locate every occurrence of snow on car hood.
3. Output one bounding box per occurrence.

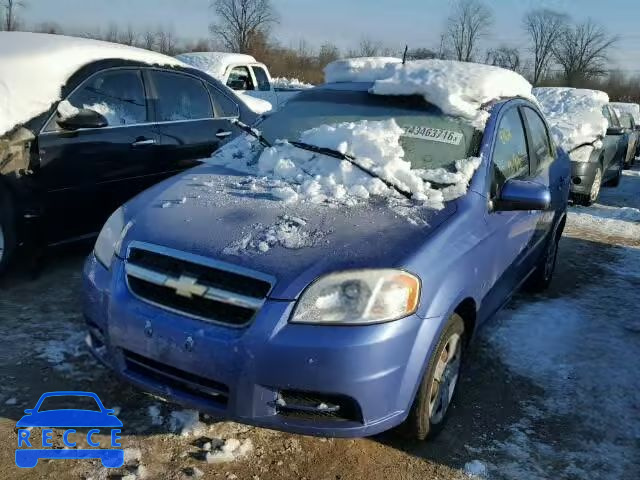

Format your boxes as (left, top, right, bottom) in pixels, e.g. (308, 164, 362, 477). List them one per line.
(0, 32, 183, 136)
(533, 87, 610, 152)
(176, 51, 257, 80)
(234, 92, 273, 114)
(121, 162, 457, 300)
(324, 58, 534, 128)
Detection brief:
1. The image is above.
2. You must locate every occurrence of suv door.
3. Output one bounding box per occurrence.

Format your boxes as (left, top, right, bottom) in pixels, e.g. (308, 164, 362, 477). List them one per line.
(146, 69, 236, 172)
(480, 105, 539, 319)
(38, 68, 159, 243)
(250, 66, 278, 106)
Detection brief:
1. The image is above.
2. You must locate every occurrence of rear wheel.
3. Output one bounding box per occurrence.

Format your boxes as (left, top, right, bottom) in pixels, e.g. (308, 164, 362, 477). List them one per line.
(402, 314, 464, 440)
(0, 189, 17, 276)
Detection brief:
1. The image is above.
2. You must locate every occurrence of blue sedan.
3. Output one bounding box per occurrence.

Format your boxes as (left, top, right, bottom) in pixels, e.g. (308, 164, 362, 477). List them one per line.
(82, 81, 569, 440)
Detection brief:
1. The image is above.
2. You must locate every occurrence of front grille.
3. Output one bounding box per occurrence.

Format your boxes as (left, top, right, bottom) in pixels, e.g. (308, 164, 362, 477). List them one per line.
(123, 349, 229, 407)
(276, 390, 363, 423)
(125, 243, 273, 326)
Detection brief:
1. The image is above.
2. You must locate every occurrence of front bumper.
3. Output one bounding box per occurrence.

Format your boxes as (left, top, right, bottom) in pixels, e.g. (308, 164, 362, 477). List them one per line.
(569, 160, 600, 195)
(82, 254, 444, 438)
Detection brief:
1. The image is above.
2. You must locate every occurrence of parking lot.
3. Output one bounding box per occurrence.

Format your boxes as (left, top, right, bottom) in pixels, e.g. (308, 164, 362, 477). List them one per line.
(1, 165, 638, 480)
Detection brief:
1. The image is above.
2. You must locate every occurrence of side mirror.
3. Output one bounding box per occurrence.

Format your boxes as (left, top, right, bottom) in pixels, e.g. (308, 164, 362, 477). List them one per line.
(606, 126, 624, 136)
(493, 179, 551, 212)
(57, 108, 108, 130)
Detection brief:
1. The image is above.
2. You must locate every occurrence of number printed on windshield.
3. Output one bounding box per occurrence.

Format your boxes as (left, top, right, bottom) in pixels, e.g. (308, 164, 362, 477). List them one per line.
(402, 125, 464, 146)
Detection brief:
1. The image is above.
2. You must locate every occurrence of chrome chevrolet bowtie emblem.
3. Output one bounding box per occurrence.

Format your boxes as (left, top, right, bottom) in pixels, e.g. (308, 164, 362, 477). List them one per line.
(164, 274, 207, 298)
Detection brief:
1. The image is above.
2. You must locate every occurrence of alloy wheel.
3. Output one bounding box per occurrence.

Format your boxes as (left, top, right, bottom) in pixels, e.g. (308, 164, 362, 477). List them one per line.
(428, 332, 462, 425)
(590, 168, 602, 202)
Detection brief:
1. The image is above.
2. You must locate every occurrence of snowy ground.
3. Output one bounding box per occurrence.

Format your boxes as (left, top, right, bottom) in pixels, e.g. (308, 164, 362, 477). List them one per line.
(1, 167, 639, 480)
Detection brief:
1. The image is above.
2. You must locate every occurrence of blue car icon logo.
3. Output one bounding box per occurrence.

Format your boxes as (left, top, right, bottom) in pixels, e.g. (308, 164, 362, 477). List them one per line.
(15, 391, 124, 468)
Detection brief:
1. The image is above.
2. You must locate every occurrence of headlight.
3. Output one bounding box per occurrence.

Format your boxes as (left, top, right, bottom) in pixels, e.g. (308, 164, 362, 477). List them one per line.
(291, 269, 420, 325)
(569, 145, 595, 163)
(94, 207, 130, 268)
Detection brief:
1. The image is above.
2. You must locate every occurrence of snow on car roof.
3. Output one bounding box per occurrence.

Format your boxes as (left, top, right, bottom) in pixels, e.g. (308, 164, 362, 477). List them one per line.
(534, 87, 610, 152)
(610, 102, 640, 123)
(324, 58, 534, 128)
(0, 32, 183, 136)
(176, 52, 258, 80)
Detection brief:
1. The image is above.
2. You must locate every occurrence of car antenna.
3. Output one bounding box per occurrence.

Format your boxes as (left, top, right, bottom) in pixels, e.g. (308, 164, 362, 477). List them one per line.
(402, 45, 408, 65)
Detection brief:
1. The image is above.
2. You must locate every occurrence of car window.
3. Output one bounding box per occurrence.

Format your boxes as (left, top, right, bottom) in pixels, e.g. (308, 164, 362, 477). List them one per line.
(38, 395, 101, 412)
(227, 66, 255, 91)
(251, 66, 271, 92)
(602, 106, 617, 127)
(619, 112, 633, 129)
(523, 107, 553, 169)
(151, 71, 213, 122)
(207, 84, 240, 118)
(491, 107, 529, 196)
(65, 69, 147, 127)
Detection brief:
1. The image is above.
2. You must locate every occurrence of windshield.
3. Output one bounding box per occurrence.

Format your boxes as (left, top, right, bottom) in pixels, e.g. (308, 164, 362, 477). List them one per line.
(258, 88, 481, 172)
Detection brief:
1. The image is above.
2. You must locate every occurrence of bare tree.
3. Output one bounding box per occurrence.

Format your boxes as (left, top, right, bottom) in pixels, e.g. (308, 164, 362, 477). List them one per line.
(103, 23, 120, 43)
(356, 37, 382, 57)
(317, 43, 340, 66)
(444, 0, 493, 62)
(156, 28, 178, 55)
(142, 30, 157, 51)
(553, 19, 617, 85)
(523, 9, 568, 85)
(210, 0, 277, 53)
(407, 47, 438, 60)
(119, 25, 139, 46)
(1, 0, 25, 31)
(485, 46, 521, 71)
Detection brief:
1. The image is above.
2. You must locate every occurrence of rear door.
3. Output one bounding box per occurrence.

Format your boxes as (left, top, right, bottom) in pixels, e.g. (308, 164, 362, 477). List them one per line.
(601, 106, 623, 176)
(38, 67, 160, 243)
(479, 105, 538, 319)
(145, 69, 236, 172)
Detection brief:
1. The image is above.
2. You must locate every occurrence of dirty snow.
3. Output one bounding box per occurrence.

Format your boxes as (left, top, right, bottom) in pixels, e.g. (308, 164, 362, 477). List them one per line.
(610, 101, 640, 123)
(272, 77, 314, 90)
(464, 460, 487, 477)
(175, 51, 257, 80)
(533, 87, 609, 152)
(147, 405, 164, 426)
(205, 438, 253, 463)
(0, 32, 183, 136)
(168, 410, 207, 437)
(210, 119, 481, 211)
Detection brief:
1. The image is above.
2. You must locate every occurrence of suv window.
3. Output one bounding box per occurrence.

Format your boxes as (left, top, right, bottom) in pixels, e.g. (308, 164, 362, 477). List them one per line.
(491, 107, 529, 195)
(227, 66, 254, 91)
(251, 66, 271, 92)
(619, 112, 633, 129)
(151, 71, 213, 122)
(206, 84, 240, 118)
(523, 107, 553, 169)
(66, 69, 146, 127)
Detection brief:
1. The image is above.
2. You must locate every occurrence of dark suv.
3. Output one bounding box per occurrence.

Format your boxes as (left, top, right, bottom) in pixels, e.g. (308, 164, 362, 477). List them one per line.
(0, 57, 256, 274)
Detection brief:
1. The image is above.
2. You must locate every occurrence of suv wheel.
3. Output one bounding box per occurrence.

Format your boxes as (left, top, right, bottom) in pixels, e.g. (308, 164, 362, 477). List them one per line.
(402, 313, 464, 440)
(0, 189, 16, 276)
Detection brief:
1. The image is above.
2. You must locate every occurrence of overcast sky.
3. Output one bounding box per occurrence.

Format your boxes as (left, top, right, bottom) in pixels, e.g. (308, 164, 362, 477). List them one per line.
(18, 0, 640, 73)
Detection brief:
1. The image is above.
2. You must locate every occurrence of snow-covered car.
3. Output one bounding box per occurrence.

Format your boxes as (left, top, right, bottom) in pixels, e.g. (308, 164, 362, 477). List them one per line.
(0, 32, 257, 274)
(83, 58, 569, 441)
(176, 52, 313, 113)
(611, 102, 640, 166)
(534, 88, 626, 206)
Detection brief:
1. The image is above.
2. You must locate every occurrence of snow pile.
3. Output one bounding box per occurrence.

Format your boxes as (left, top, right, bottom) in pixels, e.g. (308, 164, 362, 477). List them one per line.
(324, 57, 401, 83)
(371, 60, 535, 128)
(533, 87, 609, 152)
(610, 101, 640, 123)
(223, 215, 326, 256)
(176, 51, 256, 80)
(272, 77, 314, 90)
(0, 32, 183, 136)
(205, 438, 253, 463)
(210, 119, 481, 210)
(147, 405, 164, 426)
(168, 410, 207, 437)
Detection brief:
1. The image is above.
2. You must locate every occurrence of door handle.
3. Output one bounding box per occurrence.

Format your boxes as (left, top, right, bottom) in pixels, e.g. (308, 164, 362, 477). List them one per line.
(216, 131, 232, 139)
(131, 139, 156, 147)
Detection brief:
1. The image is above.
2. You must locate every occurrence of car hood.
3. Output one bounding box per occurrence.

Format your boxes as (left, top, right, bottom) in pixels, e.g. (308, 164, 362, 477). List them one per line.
(16, 411, 123, 428)
(121, 164, 457, 299)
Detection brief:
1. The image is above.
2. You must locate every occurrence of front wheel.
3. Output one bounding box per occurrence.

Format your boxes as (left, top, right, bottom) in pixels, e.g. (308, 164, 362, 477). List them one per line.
(402, 314, 465, 440)
(525, 233, 560, 292)
(572, 166, 602, 206)
(605, 162, 623, 187)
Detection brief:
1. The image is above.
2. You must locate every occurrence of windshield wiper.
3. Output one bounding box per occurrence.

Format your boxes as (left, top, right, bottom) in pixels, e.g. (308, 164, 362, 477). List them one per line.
(229, 118, 271, 147)
(288, 141, 412, 199)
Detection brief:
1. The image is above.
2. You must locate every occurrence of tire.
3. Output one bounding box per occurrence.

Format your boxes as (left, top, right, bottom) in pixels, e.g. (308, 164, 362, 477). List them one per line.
(572, 165, 602, 206)
(402, 313, 465, 441)
(525, 231, 560, 292)
(0, 189, 17, 276)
